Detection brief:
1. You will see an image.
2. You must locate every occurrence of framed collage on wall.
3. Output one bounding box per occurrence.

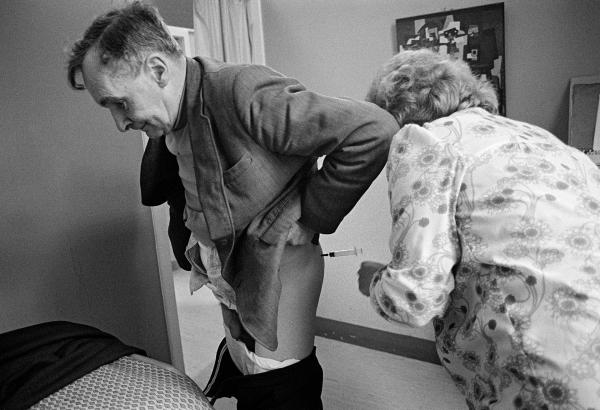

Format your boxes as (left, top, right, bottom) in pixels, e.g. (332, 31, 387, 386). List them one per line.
(396, 3, 506, 116)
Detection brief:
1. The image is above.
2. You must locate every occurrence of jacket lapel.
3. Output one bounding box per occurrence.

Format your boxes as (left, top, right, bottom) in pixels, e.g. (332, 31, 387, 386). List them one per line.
(186, 57, 235, 269)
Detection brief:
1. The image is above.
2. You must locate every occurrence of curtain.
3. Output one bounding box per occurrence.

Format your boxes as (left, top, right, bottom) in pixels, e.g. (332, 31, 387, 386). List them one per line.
(193, 0, 265, 64)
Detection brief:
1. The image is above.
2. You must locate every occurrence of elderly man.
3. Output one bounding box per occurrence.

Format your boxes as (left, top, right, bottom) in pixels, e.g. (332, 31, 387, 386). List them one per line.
(67, 2, 398, 408)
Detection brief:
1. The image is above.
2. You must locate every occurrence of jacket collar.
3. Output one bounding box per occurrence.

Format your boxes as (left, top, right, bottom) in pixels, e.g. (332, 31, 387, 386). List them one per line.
(172, 57, 203, 131)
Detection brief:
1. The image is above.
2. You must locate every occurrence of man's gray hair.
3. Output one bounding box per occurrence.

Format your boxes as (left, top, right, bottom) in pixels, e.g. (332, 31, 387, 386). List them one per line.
(67, 1, 182, 90)
(366, 49, 498, 126)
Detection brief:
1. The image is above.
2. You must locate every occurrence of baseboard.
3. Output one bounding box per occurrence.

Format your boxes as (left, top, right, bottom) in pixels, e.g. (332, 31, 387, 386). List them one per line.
(315, 316, 440, 365)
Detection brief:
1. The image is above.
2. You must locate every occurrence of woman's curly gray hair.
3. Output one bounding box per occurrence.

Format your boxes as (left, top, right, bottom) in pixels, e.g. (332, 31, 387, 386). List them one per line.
(366, 49, 498, 126)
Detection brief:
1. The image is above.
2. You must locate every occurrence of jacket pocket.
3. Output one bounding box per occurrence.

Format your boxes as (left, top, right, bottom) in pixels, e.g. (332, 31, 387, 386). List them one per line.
(253, 189, 301, 245)
(223, 152, 253, 186)
(223, 152, 281, 229)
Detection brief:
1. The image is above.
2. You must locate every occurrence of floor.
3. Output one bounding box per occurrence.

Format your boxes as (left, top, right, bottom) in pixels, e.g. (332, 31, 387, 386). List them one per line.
(172, 268, 466, 410)
(172, 269, 236, 409)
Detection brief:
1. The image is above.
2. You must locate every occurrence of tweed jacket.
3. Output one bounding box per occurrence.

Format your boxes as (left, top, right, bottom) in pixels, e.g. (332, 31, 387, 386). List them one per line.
(142, 57, 398, 350)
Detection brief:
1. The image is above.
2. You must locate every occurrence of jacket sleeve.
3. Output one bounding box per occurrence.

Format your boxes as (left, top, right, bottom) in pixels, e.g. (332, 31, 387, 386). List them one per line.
(231, 65, 399, 234)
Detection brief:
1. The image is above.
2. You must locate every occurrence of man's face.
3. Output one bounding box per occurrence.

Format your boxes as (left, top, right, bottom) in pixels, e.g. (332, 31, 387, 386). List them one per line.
(81, 48, 173, 139)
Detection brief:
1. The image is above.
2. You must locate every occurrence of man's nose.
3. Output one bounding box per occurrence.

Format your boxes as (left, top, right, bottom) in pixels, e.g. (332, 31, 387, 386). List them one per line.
(110, 109, 131, 132)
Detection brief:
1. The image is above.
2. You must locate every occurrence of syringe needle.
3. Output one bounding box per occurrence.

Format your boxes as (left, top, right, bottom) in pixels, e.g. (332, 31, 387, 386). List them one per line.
(321, 247, 363, 257)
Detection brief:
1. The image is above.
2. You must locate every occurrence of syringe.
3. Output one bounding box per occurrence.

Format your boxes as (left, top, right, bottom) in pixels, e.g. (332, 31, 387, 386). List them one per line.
(321, 247, 363, 257)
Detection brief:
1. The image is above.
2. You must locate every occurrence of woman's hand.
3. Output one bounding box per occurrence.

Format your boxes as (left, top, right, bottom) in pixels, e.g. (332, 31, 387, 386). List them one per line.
(357, 261, 386, 297)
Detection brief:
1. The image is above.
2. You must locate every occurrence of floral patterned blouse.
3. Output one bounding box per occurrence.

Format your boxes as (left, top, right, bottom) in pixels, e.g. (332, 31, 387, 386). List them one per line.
(370, 108, 600, 409)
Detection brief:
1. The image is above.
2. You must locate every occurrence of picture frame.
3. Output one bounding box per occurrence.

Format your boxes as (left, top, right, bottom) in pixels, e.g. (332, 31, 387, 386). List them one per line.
(568, 75, 600, 151)
(396, 3, 506, 116)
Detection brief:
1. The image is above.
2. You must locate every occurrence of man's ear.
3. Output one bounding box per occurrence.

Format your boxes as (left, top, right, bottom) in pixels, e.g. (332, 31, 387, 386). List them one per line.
(145, 54, 169, 87)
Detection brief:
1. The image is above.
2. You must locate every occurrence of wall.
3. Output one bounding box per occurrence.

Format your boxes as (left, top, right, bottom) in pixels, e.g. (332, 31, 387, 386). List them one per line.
(263, 0, 600, 139)
(0, 0, 171, 362)
(262, 0, 600, 338)
(152, 0, 193, 28)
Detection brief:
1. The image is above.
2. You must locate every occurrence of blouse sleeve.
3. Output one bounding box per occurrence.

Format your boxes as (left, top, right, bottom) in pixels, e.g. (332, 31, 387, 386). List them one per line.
(370, 124, 461, 327)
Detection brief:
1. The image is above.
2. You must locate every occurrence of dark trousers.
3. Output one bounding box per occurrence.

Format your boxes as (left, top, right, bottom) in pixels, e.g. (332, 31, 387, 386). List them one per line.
(204, 338, 323, 410)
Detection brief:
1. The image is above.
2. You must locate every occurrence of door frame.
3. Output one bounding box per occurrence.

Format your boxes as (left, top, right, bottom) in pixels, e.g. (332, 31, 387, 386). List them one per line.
(141, 135, 185, 372)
